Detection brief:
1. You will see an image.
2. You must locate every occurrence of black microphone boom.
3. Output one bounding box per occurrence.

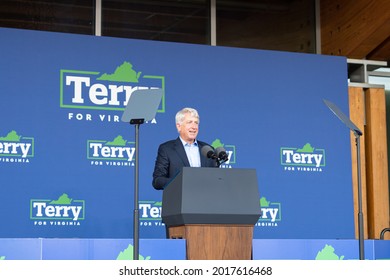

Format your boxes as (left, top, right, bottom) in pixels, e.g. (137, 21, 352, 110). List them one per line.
(201, 145, 217, 159)
(215, 146, 229, 162)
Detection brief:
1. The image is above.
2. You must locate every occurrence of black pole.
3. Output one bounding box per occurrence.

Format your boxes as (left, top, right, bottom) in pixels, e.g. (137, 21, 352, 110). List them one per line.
(355, 134, 365, 260)
(130, 119, 144, 260)
(133, 122, 140, 260)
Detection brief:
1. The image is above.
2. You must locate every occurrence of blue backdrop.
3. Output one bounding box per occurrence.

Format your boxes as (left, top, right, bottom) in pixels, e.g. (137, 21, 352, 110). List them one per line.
(0, 27, 354, 239)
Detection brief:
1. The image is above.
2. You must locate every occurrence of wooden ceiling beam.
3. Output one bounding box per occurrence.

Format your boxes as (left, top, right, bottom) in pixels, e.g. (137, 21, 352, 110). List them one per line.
(320, 0, 390, 61)
(367, 34, 390, 61)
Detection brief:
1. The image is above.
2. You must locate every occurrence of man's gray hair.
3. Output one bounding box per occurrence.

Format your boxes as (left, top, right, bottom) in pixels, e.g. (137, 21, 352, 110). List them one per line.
(175, 107, 199, 125)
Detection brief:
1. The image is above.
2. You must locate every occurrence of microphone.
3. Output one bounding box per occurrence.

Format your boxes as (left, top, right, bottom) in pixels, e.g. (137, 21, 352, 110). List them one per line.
(201, 145, 217, 159)
(215, 146, 229, 162)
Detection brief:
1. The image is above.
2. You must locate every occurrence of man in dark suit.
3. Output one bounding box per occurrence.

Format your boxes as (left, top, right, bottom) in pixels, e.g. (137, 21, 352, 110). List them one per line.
(152, 107, 218, 190)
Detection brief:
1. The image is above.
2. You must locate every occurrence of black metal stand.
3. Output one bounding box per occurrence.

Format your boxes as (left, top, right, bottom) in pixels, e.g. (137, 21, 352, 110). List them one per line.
(380, 228, 390, 239)
(323, 99, 365, 260)
(130, 118, 144, 260)
(120, 88, 163, 260)
(354, 132, 365, 260)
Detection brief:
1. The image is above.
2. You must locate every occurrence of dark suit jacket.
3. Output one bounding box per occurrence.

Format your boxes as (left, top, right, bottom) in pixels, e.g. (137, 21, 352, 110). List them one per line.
(152, 137, 217, 190)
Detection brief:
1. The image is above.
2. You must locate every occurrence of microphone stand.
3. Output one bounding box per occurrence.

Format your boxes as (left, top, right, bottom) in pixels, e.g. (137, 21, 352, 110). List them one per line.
(216, 157, 228, 167)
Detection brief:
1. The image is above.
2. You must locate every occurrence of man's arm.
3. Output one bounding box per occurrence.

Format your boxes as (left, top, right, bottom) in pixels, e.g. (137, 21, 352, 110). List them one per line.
(152, 145, 171, 190)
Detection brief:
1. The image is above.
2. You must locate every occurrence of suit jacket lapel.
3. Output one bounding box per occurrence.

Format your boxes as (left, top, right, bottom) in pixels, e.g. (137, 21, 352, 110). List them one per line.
(198, 142, 208, 167)
(174, 137, 190, 166)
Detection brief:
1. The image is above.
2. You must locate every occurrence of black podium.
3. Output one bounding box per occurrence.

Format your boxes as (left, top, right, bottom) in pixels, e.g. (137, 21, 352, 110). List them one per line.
(162, 167, 261, 260)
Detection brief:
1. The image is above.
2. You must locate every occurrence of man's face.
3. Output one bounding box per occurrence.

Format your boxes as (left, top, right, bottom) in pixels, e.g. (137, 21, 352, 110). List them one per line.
(177, 113, 199, 143)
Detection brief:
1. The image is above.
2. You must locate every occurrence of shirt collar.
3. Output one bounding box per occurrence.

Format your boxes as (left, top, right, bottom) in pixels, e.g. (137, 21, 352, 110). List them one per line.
(179, 136, 198, 146)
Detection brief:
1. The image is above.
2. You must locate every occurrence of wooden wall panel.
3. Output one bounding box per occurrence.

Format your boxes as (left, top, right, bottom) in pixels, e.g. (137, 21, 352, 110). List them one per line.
(364, 87, 390, 239)
(348, 86, 368, 238)
(349, 86, 390, 240)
